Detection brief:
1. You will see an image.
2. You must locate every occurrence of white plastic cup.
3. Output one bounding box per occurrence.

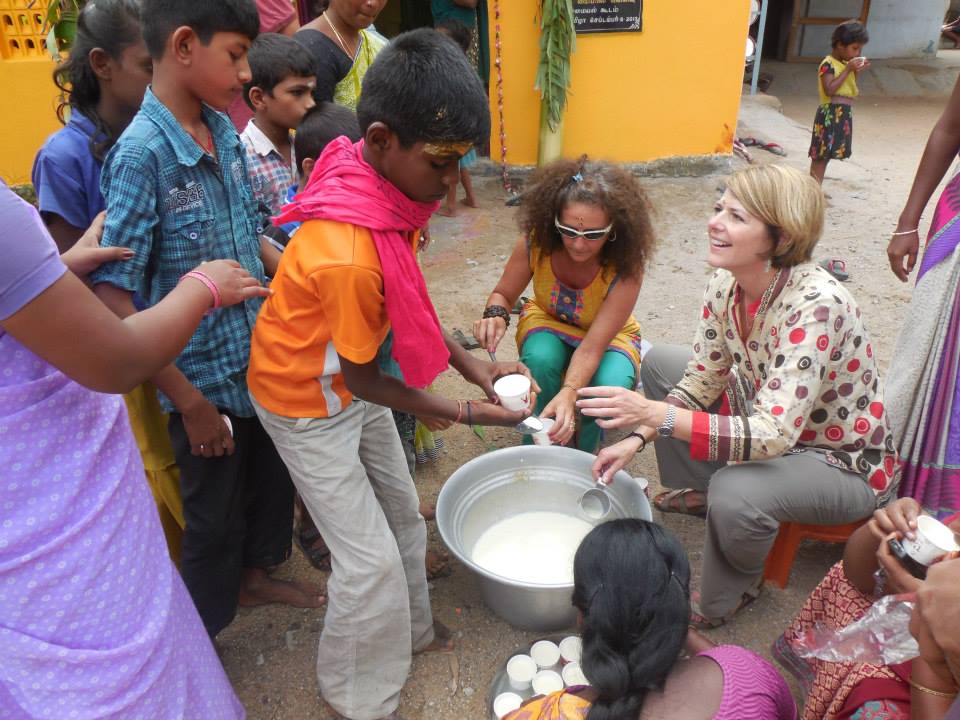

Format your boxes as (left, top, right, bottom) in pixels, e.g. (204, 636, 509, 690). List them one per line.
(493, 691, 523, 719)
(530, 639, 561, 670)
(506, 653, 538, 691)
(561, 661, 590, 687)
(532, 669, 564, 696)
(902, 515, 960, 566)
(494, 374, 532, 411)
(532, 418, 556, 446)
(559, 635, 582, 664)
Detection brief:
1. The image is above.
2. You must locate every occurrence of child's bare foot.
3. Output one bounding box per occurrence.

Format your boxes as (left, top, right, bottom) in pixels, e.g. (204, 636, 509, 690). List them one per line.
(419, 500, 436, 521)
(238, 568, 325, 608)
(460, 196, 478, 208)
(436, 205, 458, 217)
(415, 621, 455, 654)
(426, 549, 451, 580)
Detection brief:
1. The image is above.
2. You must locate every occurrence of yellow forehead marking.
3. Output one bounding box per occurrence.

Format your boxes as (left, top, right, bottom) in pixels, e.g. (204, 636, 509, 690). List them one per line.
(423, 141, 473, 157)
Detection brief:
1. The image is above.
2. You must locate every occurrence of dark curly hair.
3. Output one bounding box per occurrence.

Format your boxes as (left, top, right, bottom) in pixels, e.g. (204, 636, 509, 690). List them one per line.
(518, 156, 655, 280)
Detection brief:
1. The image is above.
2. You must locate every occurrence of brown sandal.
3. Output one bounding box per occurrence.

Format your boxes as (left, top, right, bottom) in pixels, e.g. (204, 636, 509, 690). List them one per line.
(653, 488, 707, 517)
(689, 583, 763, 629)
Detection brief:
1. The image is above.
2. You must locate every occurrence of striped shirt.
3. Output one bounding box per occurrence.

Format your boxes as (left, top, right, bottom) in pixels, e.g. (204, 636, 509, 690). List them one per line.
(92, 88, 265, 416)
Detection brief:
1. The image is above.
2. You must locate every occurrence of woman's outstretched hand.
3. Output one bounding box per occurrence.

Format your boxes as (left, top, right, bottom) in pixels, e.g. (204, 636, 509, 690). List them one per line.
(187, 260, 272, 308)
(577, 386, 662, 429)
(472, 315, 508, 354)
(61, 212, 134, 279)
(540, 388, 576, 445)
(591, 435, 643, 485)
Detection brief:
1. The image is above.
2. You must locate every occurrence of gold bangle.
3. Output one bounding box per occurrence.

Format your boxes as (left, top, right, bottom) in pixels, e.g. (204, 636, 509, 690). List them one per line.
(908, 677, 958, 698)
(454, 400, 463, 424)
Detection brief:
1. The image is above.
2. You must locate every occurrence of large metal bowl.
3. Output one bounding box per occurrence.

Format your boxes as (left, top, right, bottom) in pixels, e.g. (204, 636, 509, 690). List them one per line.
(436, 445, 652, 632)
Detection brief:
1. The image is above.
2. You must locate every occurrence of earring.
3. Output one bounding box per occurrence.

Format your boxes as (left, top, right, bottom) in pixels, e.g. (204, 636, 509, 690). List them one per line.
(764, 258, 772, 272)
(608, 232, 616, 243)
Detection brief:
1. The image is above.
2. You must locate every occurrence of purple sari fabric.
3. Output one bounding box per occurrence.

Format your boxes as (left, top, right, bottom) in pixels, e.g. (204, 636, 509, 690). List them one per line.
(0, 186, 244, 718)
(899, 172, 960, 516)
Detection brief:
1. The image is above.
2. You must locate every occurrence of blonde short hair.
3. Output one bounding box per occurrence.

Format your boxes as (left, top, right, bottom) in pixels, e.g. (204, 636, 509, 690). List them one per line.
(724, 164, 825, 269)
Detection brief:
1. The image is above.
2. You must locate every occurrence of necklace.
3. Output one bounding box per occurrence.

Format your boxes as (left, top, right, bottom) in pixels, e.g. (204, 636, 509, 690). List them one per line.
(188, 125, 215, 156)
(323, 12, 355, 57)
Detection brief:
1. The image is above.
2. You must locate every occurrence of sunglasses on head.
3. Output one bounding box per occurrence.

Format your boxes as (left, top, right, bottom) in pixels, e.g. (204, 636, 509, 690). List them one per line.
(554, 216, 614, 241)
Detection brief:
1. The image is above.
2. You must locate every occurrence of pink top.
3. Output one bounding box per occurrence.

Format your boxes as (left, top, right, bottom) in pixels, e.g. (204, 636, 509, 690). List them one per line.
(698, 645, 798, 720)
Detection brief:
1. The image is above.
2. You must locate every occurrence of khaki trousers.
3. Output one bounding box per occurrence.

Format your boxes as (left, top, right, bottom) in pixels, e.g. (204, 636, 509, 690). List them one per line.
(253, 397, 434, 720)
(640, 345, 877, 618)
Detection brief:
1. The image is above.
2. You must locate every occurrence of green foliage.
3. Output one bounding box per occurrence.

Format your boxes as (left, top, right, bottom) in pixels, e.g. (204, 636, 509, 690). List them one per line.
(534, 0, 576, 133)
(34, 0, 84, 59)
(10, 184, 37, 207)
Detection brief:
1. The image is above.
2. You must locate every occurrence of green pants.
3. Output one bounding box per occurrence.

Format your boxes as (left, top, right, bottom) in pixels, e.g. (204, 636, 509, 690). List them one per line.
(520, 331, 636, 453)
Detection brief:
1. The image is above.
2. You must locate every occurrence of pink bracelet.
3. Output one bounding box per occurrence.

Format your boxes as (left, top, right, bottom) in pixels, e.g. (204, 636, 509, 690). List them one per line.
(180, 270, 222, 310)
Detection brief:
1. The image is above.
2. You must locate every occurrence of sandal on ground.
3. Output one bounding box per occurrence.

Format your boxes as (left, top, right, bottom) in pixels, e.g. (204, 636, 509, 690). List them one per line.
(689, 583, 763, 630)
(653, 488, 707, 518)
(450, 328, 481, 351)
(819, 258, 850, 282)
(294, 527, 332, 572)
(739, 136, 787, 156)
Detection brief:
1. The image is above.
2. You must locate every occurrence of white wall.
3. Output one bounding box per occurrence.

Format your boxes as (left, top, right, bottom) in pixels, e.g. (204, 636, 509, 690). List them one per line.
(798, 0, 948, 59)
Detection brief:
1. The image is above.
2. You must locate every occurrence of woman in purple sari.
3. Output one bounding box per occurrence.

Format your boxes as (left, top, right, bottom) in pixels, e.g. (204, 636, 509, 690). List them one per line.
(0, 184, 267, 717)
(887, 76, 960, 517)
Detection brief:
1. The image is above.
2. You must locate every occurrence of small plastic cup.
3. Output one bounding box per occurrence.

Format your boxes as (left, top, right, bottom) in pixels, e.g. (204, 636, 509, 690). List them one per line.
(561, 661, 589, 687)
(494, 374, 532, 411)
(532, 669, 564, 696)
(558, 635, 582, 665)
(902, 515, 960, 566)
(506, 653, 538, 691)
(493, 691, 523, 719)
(530, 639, 561, 670)
(532, 418, 556, 446)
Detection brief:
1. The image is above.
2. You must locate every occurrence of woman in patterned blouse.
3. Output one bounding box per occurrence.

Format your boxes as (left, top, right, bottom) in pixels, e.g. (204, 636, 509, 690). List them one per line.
(578, 164, 898, 628)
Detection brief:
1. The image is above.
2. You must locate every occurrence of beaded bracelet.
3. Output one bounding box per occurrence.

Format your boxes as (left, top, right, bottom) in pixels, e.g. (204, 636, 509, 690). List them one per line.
(466, 400, 473, 428)
(180, 270, 222, 310)
(482, 304, 511, 328)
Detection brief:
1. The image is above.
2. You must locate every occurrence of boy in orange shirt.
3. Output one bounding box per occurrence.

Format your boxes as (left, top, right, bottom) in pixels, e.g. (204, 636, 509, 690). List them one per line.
(247, 29, 532, 720)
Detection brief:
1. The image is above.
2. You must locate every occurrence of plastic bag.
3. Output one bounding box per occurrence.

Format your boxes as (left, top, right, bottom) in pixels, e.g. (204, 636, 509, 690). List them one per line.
(792, 594, 919, 666)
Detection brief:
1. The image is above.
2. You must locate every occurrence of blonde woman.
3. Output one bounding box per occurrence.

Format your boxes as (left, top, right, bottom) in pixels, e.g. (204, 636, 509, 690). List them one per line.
(578, 164, 898, 628)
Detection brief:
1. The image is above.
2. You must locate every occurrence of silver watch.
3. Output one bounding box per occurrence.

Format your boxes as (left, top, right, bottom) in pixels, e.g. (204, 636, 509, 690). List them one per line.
(657, 405, 677, 438)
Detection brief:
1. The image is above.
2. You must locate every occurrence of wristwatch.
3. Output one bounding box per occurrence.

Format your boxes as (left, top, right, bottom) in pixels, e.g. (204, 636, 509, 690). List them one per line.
(657, 405, 677, 438)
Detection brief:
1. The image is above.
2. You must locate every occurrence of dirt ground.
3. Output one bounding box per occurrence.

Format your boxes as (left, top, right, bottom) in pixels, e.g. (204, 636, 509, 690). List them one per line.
(218, 64, 958, 719)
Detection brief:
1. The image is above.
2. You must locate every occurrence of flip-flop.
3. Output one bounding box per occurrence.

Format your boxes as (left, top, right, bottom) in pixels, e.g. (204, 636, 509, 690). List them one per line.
(294, 527, 332, 572)
(819, 258, 850, 282)
(653, 488, 707, 518)
(689, 583, 763, 630)
(450, 328, 481, 350)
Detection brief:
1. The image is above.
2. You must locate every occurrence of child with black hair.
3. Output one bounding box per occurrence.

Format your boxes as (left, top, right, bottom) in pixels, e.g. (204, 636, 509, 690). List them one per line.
(247, 28, 534, 720)
(809, 19, 870, 185)
(436, 19, 479, 216)
(241, 32, 316, 218)
(33, 0, 151, 253)
(502, 519, 796, 720)
(91, 0, 324, 640)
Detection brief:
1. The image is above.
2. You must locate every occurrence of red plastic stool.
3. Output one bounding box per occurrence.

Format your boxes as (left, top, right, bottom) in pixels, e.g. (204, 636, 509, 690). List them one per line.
(763, 519, 867, 589)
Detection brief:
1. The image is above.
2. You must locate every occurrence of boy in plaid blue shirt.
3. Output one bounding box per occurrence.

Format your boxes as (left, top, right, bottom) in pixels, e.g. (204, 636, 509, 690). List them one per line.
(92, 0, 323, 639)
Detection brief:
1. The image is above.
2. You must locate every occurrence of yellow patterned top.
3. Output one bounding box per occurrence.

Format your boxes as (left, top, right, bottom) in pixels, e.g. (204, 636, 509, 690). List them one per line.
(516, 244, 643, 371)
(333, 30, 387, 110)
(817, 55, 858, 105)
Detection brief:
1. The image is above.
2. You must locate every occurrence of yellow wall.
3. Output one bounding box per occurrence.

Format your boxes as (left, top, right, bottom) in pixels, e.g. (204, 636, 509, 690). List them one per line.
(489, 1, 750, 165)
(0, 58, 60, 185)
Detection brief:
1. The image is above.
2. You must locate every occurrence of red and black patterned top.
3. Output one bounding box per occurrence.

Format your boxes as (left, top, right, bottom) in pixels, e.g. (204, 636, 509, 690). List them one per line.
(667, 263, 897, 497)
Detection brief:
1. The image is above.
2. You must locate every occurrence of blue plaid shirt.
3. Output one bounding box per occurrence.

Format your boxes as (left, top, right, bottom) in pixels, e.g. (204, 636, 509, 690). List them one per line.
(92, 88, 265, 416)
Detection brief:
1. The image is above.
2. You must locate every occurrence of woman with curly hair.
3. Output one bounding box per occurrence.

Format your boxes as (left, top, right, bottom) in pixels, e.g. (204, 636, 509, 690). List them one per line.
(474, 157, 655, 452)
(578, 164, 898, 628)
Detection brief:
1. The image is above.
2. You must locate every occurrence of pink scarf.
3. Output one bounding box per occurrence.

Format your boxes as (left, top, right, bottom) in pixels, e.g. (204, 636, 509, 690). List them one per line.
(273, 136, 449, 388)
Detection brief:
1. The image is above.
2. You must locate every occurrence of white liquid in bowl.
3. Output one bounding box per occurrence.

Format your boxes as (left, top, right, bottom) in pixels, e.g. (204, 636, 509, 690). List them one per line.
(470, 511, 593, 584)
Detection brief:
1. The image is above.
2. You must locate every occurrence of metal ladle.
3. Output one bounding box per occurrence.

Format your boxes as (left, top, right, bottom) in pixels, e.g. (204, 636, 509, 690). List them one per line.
(488, 349, 544, 435)
(578, 481, 612, 520)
